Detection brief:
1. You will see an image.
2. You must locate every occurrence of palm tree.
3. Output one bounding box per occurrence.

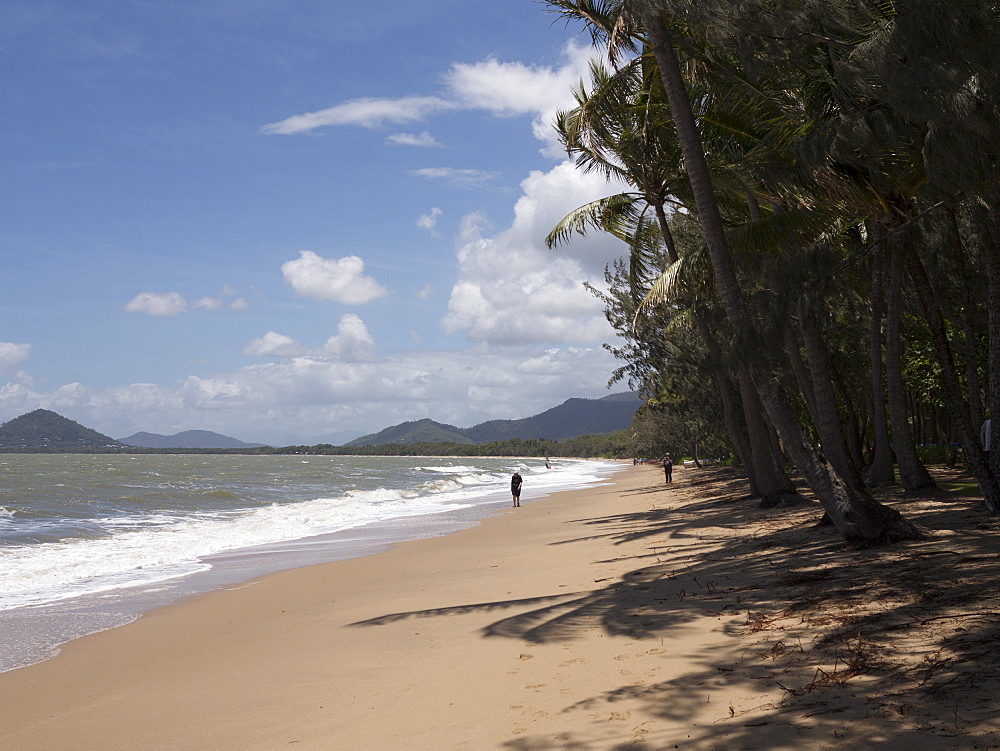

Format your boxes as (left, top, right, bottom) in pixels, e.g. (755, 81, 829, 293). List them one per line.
(548, 48, 798, 502)
(628, 0, 924, 541)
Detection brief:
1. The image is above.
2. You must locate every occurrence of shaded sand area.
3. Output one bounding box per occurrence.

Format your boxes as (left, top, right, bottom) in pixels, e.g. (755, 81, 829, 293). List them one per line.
(2, 463, 1000, 749)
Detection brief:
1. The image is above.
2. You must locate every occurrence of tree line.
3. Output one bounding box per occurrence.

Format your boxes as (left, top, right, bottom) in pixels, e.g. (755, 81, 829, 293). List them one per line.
(544, 0, 1000, 544)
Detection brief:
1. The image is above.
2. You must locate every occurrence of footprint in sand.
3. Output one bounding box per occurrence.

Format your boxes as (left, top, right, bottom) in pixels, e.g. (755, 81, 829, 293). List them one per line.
(518, 653, 534, 660)
(613, 654, 630, 661)
(557, 658, 586, 667)
(609, 711, 632, 722)
(525, 684, 547, 691)
(645, 648, 667, 655)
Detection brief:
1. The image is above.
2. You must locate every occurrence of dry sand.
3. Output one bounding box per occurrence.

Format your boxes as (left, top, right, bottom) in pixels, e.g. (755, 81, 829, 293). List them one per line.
(1, 463, 999, 749)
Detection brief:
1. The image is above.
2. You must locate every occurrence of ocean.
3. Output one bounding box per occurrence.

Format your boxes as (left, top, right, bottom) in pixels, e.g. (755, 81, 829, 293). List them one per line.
(0, 453, 621, 672)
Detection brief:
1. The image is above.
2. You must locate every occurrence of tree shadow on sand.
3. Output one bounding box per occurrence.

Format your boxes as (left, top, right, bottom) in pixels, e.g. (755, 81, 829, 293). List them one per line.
(351, 467, 1000, 748)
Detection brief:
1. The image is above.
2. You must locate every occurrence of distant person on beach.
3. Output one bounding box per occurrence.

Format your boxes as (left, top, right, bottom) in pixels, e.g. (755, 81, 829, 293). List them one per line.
(511, 471, 523, 508)
(545, 457, 551, 469)
(982, 419, 992, 463)
(662, 454, 673, 483)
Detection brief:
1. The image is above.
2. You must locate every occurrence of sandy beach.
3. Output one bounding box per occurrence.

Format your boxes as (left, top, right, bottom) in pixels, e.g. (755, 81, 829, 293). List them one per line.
(1, 462, 999, 749)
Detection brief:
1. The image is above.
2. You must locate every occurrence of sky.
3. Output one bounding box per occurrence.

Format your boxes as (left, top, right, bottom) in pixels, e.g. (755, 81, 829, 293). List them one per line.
(1, 0, 632, 445)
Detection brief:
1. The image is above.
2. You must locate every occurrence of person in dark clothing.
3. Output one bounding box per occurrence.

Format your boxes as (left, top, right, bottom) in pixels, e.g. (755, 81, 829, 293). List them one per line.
(662, 454, 673, 483)
(511, 471, 523, 507)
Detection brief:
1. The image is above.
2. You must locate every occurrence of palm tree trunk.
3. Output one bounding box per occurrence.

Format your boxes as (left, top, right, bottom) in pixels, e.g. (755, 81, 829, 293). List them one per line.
(949, 207, 985, 427)
(799, 306, 866, 489)
(906, 244, 1000, 512)
(783, 323, 819, 421)
(985, 201, 1000, 480)
(868, 241, 895, 486)
(737, 367, 798, 505)
(885, 236, 935, 491)
(641, 6, 923, 542)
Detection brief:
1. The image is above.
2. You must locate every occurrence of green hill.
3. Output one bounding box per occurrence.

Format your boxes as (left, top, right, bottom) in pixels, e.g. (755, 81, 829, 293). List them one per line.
(0, 409, 127, 452)
(119, 430, 268, 449)
(347, 418, 475, 447)
(347, 392, 641, 447)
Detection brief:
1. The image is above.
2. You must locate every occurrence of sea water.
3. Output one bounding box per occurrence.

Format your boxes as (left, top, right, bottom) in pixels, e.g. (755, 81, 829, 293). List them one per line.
(0, 453, 621, 672)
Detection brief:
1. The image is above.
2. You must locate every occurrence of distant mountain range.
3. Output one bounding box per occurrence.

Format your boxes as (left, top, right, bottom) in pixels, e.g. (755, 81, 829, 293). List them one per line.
(0, 392, 642, 453)
(118, 430, 269, 449)
(345, 392, 641, 447)
(0, 409, 128, 452)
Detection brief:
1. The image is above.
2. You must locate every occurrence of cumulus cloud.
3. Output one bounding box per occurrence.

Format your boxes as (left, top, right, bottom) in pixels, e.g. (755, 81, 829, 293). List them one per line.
(281, 251, 389, 304)
(259, 96, 454, 134)
(440, 161, 629, 345)
(410, 168, 497, 187)
(386, 131, 440, 147)
(243, 315, 375, 362)
(124, 287, 248, 316)
(124, 291, 188, 316)
(242, 331, 300, 358)
(417, 207, 443, 233)
(0, 342, 31, 371)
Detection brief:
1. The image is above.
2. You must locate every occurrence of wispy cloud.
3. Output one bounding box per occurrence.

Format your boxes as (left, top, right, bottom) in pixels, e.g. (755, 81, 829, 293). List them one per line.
(410, 168, 498, 188)
(259, 96, 454, 134)
(386, 131, 441, 147)
(257, 40, 595, 153)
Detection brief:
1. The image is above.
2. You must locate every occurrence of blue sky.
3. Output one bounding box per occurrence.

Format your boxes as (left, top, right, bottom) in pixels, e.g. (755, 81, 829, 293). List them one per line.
(1, 0, 630, 445)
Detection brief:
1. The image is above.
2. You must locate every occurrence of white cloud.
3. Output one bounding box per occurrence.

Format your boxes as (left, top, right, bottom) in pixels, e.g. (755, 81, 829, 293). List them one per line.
(0, 342, 31, 371)
(416, 283, 434, 300)
(192, 296, 223, 311)
(243, 315, 375, 362)
(124, 291, 188, 316)
(317, 314, 375, 360)
(417, 207, 443, 233)
(386, 131, 441, 147)
(410, 168, 497, 187)
(243, 331, 300, 357)
(443, 41, 593, 151)
(0, 339, 621, 445)
(124, 287, 248, 316)
(259, 40, 596, 154)
(281, 250, 389, 304)
(440, 160, 628, 345)
(259, 96, 454, 134)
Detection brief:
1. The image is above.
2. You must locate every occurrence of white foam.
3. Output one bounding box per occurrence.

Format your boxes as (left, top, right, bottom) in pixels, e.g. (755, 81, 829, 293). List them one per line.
(0, 459, 622, 612)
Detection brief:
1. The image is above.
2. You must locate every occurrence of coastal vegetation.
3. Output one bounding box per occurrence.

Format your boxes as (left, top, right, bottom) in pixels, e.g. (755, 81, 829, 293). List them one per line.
(544, 0, 1000, 544)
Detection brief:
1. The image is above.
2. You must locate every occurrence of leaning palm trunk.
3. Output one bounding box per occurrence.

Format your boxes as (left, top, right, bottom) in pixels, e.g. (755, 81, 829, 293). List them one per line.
(868, 242, 895, 486)
(799, 306, 866, 489)
(884, 237, 936, 491)
(948, 207, 985, 428)
(987, 202, 1000, 481)
(641, 6, 923, 542)
(736, 367, 798, 505)
(905, 245, 1000, 513)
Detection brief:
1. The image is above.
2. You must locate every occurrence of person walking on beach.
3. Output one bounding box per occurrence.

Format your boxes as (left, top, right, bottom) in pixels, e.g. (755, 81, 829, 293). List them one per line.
(511, 471, 523, 508)
(662, 454, 673, 483)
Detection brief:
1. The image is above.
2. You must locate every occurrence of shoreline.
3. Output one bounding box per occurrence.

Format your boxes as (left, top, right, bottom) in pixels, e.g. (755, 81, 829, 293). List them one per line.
(0, 457, 620, 675)
(2, 463, 998, 748)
